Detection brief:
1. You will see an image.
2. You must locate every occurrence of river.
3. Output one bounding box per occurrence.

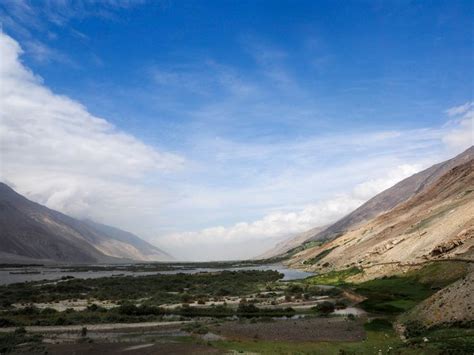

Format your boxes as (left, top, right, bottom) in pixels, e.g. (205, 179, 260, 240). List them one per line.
(0, 264, 313, 285)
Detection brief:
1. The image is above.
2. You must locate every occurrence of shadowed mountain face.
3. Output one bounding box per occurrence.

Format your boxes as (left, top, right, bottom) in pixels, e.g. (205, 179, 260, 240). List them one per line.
(0, 183, 172, 263)
(308, 146, 474, 242)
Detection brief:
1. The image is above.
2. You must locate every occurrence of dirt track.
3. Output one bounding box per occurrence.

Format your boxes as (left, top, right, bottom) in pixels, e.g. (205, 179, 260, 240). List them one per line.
(0, 321, 190, 333)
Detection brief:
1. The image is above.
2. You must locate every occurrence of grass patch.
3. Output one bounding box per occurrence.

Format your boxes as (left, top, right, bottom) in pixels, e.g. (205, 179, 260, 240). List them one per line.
(364, 318, 393, 331)
(354, 261, 469, 314)
(305, 267, 362, 286)
(209, 329, 403, 354)
(209, 326, 474, 354)
(406, 327, 474, 353)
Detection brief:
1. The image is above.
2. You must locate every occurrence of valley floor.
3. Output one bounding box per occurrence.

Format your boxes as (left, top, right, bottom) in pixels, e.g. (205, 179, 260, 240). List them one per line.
(0, 261, 473, 354)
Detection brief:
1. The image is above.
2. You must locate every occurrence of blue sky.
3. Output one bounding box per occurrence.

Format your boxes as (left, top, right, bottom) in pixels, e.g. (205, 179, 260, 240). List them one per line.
(0, 1, 472, 260)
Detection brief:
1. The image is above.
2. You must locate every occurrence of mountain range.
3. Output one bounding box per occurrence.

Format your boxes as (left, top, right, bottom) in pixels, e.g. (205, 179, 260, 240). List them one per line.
(287, 149, 473, 278)
(0, 183, 172, 264)
(306, 146, 474, 242)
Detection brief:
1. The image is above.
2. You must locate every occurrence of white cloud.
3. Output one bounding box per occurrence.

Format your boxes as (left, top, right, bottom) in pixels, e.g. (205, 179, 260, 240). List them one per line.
(158, 163, 422, 260)
(445, 101, 473, 117)
(0, 32, 183, 227)
(442, 102, 473, 151)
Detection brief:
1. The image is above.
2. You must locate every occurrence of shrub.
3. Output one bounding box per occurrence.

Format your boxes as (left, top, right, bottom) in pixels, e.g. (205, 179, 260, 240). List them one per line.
(87, 304, 106, 312)
(0, 318, 16, 327)
(364, 318, 392, 331)
(312, 301, 335, 315)
(237, 303, 259, 314)
(41, 307, 58, 314)
(403, 320, 426, 338)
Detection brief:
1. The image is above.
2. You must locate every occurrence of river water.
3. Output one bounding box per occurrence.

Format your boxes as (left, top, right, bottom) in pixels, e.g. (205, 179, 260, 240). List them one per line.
(0, 264, 313, 285)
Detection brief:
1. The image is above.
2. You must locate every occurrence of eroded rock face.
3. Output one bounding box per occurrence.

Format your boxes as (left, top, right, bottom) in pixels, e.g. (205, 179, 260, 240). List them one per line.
(430, 228, 473, 257)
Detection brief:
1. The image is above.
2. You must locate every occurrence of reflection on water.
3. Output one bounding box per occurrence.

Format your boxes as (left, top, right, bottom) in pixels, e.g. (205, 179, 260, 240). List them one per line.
(0, 264, 313, 285)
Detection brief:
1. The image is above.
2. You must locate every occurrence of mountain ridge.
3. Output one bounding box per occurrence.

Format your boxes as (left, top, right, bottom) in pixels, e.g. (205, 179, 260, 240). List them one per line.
(0, 182, 172, 263)
(306, 146, 474, 243)
(287, 152, 474, 281)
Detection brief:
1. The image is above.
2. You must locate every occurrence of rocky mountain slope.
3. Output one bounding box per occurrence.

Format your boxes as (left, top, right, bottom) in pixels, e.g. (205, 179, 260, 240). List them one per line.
(287, 152, 474, 281)
(256, 226, 326, 260)
(0, 183, 172, 263)
(401, 265, 474, 328)
(306, 146, 474, 242)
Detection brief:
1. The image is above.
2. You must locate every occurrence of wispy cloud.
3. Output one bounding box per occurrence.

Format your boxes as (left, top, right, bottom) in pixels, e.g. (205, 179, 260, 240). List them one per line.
(0, 0, 147, 65)
(442, 102, 473, 150)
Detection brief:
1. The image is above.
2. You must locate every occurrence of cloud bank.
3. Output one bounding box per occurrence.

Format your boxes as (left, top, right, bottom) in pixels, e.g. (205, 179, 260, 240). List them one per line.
(0, 32, 183, 227)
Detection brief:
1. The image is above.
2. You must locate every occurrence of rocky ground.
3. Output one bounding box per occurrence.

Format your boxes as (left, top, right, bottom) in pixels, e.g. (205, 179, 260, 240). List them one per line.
(401, 267, 474, 327)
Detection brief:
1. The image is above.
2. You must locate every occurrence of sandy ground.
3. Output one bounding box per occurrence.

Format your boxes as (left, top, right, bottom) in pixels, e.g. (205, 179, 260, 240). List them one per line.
(13, 299, 118, 312)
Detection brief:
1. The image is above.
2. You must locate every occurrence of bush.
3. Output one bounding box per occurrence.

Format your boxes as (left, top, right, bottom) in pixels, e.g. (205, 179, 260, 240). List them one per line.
(364, 318, 393, 331)
(87, 304, 106, 312)
(312, 301, 335, 315)
(181, 293, 193, 303)
(403, 320, 426, 338)
(335, 300, 348, 309)
(41, 307, 58, 315)
(118, 304, 164, 316)
(287, 285, 304, 294)
(237, 303, 259, 314)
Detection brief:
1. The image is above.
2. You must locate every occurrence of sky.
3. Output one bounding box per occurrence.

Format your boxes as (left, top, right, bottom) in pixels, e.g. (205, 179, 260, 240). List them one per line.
(0, 0, 472, 260)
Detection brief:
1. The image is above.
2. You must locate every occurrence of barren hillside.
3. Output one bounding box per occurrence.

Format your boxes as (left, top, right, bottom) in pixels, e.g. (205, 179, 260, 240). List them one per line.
(307, 146, 474, 242)
(288, 157, 474, 281)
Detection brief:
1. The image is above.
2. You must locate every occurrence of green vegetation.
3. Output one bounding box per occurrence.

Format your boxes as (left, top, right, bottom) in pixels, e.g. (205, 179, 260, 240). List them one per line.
(0, 270, 282, 306)
(310, 301, 335, 315)
(363, 318, 393, 331)
(406, 327, 474, 353)
(354, 261, 469, 314)
(0, 261, 471, 353)
(0, 327, 44, 354)
(304, 267, 362, 286)
(303, 247, 337, 265)
(209, 327, 403, 354)
(355, 277, 432, 314)
(0, 303, 297, 327)
(283, 240, 324, 257)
